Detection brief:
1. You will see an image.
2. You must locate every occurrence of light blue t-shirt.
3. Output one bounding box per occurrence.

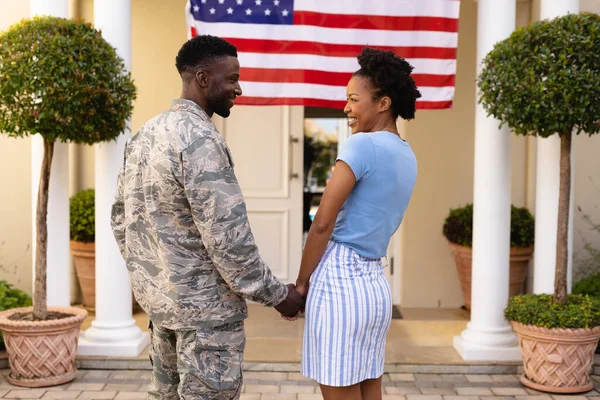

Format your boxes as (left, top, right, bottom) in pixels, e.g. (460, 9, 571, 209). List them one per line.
(331, 131, 417, 259)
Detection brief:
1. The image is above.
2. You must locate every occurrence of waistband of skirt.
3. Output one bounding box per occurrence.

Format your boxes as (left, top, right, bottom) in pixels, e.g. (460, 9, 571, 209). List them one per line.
(327, 240, 383, 262)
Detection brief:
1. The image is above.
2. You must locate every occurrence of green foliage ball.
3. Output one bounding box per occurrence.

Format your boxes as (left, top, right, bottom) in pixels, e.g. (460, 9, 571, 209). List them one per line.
(478, 12, 600, 137)
(0, 16, 136, 144)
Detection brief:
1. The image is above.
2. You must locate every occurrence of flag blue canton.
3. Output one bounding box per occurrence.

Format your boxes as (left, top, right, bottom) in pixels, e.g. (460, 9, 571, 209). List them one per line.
(191, 0, 294, 25)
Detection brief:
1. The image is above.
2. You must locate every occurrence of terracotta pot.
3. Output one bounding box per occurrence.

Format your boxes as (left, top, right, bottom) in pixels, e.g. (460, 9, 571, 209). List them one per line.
(0, 306, 87, 387)
(512, 321, 600, 393)
(448, 243, 534, 310)
(71, 241, 96, 309)
(70, 241, 140, 313)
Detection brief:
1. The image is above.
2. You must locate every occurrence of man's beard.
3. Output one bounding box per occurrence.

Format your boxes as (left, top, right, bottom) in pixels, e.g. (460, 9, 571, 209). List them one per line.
(208, 91, 231, 118)
(215, 105, 231, 118)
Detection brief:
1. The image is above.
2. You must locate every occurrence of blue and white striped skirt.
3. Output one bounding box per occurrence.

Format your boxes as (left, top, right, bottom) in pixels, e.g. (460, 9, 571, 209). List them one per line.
(301, 241, 392, 387)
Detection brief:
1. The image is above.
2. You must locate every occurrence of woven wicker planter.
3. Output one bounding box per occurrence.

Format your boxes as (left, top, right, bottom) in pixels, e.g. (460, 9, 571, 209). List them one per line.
(0, 306, 87, 387)
(512, 321, 600, 393)
(448, 243, 533, 310)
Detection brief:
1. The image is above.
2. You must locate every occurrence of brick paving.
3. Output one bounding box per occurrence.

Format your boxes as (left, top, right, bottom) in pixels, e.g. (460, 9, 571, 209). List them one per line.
(0, 370, 599, 399)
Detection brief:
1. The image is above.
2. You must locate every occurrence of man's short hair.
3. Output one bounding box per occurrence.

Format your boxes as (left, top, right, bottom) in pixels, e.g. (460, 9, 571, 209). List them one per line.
(175, 35, 238, 74)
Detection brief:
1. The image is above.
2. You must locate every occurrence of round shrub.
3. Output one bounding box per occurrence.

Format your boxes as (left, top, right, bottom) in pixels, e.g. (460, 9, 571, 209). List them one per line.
(573, 274, 600, 299)
(70, 189, 95, 243)
(478, 12, 600, 139)
(0, 281, 32, 312)
(0, 281, 32, 343)
(505, 294, 600, 329)
(0, 16, 136, 143)
(442, 204, 534, 248)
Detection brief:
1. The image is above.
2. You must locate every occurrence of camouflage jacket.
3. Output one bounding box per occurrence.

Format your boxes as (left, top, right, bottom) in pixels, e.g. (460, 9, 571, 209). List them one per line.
(111, 99, 288, 330)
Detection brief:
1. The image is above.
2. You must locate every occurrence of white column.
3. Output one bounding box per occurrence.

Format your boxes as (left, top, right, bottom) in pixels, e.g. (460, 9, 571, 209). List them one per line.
(533, 0, 578, 295)
(30, 0, 71, 308)
(454, 0, 521, 361)
(31, 0, 68, 16)
(78, 0, 149, 357)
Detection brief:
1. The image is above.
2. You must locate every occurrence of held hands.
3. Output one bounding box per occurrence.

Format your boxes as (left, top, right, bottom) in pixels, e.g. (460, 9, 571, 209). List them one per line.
(274, 283, 305, 318)
(278, 282, 309, 321)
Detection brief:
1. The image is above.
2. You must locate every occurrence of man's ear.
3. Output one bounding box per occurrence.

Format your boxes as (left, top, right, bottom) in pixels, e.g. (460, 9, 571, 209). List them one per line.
(379, 96, 392, 113)
(195, 70, 209, 88)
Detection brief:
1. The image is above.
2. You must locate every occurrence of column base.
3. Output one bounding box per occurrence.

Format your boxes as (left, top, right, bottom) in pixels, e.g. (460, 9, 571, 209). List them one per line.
(453, 325, 522, 361)
(78, 320, 149, 357)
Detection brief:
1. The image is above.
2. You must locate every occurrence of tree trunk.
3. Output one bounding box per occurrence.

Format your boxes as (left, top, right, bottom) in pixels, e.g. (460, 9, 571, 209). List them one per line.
(554, 133, 571, 305)
(33, 139, 54, 320)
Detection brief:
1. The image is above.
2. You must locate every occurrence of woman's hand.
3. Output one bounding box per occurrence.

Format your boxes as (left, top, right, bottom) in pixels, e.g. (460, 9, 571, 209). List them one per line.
(280, 281, 310, 321)
(296, 281, 309, 298)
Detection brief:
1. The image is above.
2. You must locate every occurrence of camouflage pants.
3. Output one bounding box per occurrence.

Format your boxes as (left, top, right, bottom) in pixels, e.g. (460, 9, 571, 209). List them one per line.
(147, 320, 245, 400)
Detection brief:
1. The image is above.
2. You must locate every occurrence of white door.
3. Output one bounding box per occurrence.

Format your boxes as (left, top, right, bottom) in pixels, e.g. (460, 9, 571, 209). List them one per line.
(214, 106, 304, 283)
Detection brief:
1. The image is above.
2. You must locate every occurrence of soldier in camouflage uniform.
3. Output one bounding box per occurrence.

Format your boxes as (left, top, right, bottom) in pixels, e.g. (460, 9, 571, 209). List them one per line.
(111, 35, 304, 400)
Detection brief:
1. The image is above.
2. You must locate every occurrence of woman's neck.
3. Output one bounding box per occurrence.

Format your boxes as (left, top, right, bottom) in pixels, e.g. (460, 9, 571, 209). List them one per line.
(370, 119, 399, 135)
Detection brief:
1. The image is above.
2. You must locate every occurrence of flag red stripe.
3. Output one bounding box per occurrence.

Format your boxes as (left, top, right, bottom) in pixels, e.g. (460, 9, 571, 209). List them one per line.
(417, 100, 453, 110)
(293, 12, 459, 32)
(235, 97, 346, 108)
(235, 96, 452, 110)
(224, 37, 457, 60)
(239, 67, 455, 88)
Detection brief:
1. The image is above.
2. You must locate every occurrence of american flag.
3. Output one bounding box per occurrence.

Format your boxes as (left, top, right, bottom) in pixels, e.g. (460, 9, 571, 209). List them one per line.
(186, 0, 460, 109)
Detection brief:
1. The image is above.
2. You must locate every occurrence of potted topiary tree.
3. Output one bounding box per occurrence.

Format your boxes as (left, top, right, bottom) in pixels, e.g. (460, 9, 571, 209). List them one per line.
(443, 204, 535, 310)
(70, 189, 96, 310)
(478, 12, 600, 393)
(0, 16, 135, 387)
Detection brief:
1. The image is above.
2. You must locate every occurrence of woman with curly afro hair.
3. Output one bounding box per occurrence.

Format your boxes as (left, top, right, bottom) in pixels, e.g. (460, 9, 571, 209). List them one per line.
(288, 48, 421, 399)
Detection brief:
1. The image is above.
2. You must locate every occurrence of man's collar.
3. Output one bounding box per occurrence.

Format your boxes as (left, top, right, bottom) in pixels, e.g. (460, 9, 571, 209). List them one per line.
(170, 99, 212, 123)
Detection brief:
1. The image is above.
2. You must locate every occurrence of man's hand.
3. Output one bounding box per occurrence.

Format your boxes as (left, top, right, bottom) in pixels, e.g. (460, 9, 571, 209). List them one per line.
(274, 284, 305, 317)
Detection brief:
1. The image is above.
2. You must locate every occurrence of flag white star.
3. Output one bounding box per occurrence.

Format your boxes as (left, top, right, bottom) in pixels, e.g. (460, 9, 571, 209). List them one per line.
(218, 0, 225, 3)
(282, 9, 289, 16)
(237, 0, 243, 4)
(193, 5, 200, 11)
(209, 7, 216, 14)
(227, 7, 234, 13)
(264, 8, 271, 15)
(255, 0, 262, 5)
(245, 8, 252, 15)
(201, 0, 207, 3)
(273, 0, 280, 5)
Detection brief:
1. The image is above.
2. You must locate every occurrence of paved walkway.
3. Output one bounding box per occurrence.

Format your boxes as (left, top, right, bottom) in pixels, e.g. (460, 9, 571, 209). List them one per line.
(0, 370, 599, 399)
